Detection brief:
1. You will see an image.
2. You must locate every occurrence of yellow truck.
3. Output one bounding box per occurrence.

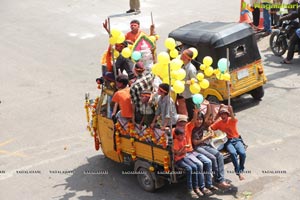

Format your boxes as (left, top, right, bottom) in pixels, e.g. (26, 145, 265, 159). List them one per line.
(85, 85, 179, 192)
(85, 83, 231, 192)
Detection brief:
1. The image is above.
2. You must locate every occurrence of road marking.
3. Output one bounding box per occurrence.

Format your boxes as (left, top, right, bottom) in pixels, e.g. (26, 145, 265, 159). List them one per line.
(0, 138, 15, 147)
(0, 150, 27, 157)
(0, 138, 27, 157)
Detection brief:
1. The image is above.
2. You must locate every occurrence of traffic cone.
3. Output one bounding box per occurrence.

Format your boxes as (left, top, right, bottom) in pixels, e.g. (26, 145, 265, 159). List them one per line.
(239, 0, 252, 24)
(257, 8, 264, 30)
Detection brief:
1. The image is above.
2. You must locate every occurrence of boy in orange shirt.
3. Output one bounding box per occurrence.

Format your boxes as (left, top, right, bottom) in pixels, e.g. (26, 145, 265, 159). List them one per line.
(209, 104, 246, 180)
(174, 114, 213, 196)
(111, 75, 133, 122)
(173, 128, 202, 199)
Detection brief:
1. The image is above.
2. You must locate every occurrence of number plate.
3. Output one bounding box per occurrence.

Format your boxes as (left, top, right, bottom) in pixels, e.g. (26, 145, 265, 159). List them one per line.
(237, 69, 249, 80)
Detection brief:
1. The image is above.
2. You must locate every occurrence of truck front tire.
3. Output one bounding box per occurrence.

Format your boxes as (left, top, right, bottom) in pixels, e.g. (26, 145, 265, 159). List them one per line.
(137, 167, 156, 192)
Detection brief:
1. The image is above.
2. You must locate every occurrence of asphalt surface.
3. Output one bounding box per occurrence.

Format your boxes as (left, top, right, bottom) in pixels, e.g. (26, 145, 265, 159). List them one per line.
(1, 0, 300, 199)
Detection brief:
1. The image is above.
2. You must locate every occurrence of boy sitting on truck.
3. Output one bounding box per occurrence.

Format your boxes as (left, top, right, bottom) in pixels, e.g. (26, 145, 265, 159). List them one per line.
(209, 104, 246, 181)
(191, 109, 230, 189)
(173, 128, 203, 199)
(111, 75, 133, 123)
(150, 83, 178, 130)
(139, 90, 155, 128)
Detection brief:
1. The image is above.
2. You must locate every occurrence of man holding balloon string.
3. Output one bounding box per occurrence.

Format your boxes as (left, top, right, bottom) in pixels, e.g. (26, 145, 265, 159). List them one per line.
(125, 19, 156, 43)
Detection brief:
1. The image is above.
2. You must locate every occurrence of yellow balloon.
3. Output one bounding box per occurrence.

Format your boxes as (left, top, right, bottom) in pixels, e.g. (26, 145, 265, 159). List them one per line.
(171, 70, 178, 79)
(200, 64, 206, 71)
(109, 36, 118, 45)
(214, 69, 221, 76)
(196, 73, 204, 81)
(149, 35, 156, 43)
(170, 58, 183, 71)
(121, 47, 131, 58)
(170, 78, 176, 86)
(170, 49, 179, 58)
(204, 67, 214, 77)
(151, 63, 160, 75)
(203, 56, 213, 66)
(190, 78, 197, 85)
(116, 33, 125, 44)
(128, 44, 133, 50)
(200, 79, 210, 89)
(175, 68, 186, 81)
(223, 72, 231, 81)
(110, 29, 122, 38)
(157, 52, 170, 65)
(176, 54, 182, 60)
(164, 38, 176, 50)
(162, 76, 171, 84)
(113, 50, 119, 59)
(190, 83, 201, 94)
(173, 80, 185, 93)
(155, 35, 160, 40)
(159, 64, 169, 78)
(189, 47, 198, 59)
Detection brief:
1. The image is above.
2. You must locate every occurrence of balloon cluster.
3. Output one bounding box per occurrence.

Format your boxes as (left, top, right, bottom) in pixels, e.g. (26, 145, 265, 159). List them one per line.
(108, 28, 158, 62)
(152, 38, 226, 95)
(216, 58, 231, 81)
(151, 37, 187, 93)
(187, 56, 213, 95)
(198, 56, 231, 82)
(121, 45, 142, 62)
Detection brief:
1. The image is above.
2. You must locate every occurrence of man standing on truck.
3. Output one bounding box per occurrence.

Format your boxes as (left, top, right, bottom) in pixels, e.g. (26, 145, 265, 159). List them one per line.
(125, 19, 156, 43)
(209, 105, 247, 181)
(178, 49, 197, 121)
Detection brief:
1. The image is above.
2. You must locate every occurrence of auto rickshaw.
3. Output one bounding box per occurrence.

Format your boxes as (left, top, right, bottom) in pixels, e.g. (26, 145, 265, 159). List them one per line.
(169, 21, 267, 103)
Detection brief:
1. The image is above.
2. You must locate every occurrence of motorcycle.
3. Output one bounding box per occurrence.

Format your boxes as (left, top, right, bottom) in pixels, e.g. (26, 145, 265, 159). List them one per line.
(269, 19, 299, 57)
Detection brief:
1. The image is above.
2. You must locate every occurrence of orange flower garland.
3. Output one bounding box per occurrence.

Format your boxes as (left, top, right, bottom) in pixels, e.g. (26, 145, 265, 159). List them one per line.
(164, 156, 170, 172)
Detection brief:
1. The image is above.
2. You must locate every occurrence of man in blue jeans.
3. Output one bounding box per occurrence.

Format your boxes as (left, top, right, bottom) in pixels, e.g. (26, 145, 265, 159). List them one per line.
(261, 0, 273, 36)
(209, 105, 246, 181)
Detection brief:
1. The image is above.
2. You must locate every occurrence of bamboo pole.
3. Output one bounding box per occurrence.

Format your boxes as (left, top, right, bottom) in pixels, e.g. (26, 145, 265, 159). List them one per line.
(226, 48, 231, 106)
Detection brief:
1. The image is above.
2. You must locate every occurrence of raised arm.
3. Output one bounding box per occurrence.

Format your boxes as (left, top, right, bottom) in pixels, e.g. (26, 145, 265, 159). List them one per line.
(228, 105, 235, 120)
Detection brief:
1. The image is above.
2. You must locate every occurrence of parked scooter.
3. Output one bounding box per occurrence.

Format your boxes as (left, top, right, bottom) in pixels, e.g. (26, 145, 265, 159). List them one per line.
(269, 19, 299, 57)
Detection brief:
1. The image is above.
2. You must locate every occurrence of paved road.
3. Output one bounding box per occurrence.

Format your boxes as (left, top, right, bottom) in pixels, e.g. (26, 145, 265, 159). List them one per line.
(1, 0, 300, 199)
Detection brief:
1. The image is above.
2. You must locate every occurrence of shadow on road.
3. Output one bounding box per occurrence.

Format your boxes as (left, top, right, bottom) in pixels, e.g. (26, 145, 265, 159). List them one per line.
(53, 154, 241, 200)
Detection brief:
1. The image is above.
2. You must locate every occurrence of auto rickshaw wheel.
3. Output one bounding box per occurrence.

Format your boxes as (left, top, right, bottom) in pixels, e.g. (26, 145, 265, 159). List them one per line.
(206, 95, 220, 104)
(250, 86, 264, 100)
(137, 167, 156, 192)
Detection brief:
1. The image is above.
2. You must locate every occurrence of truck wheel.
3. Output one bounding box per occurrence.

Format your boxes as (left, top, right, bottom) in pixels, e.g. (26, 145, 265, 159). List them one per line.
(206, 95, 220, 104)
(250, 86, 264, 100)
(137, 167, 155, 192)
